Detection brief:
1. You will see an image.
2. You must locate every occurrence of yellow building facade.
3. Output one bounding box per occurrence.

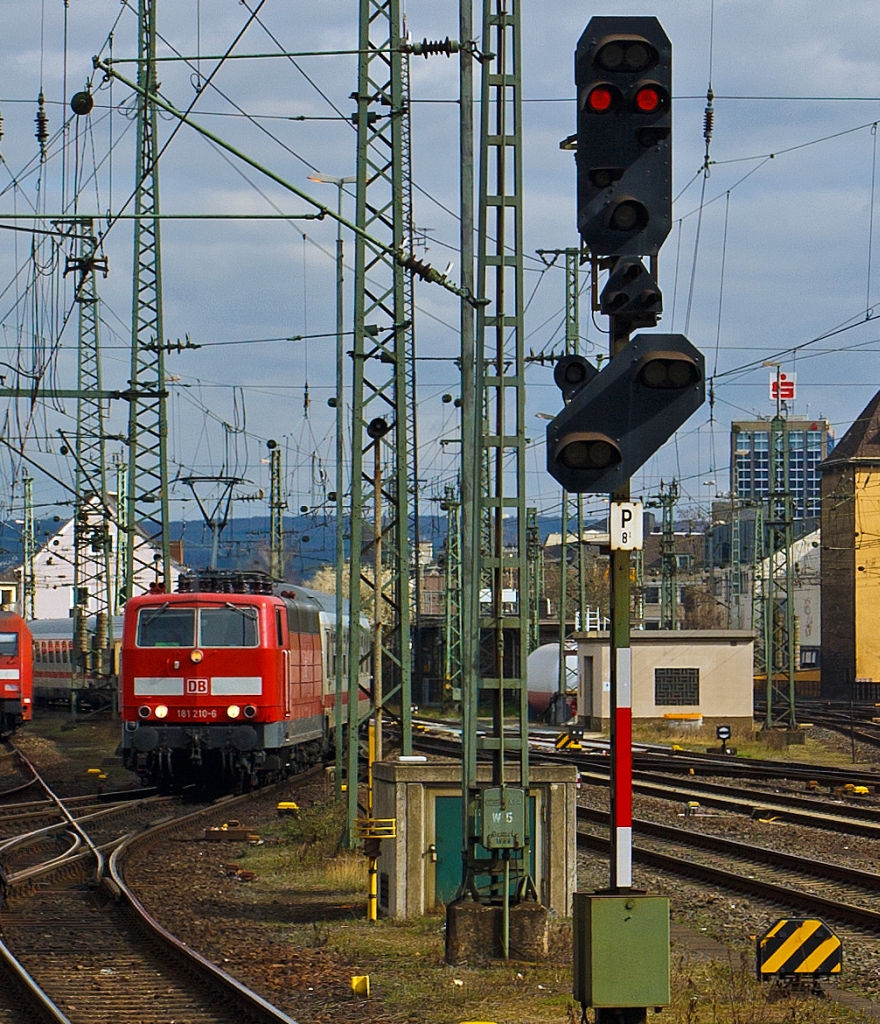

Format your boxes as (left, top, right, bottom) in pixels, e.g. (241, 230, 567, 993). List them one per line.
(821, 390, 880, 697)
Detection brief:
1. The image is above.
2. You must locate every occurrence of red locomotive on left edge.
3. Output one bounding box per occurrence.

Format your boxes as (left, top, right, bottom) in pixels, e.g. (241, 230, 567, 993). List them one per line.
(119, 570, 370, 791)
(0, 611, 33, 735)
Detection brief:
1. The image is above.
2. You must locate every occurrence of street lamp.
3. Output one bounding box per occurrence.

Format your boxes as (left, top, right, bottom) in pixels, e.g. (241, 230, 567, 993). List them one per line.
(308, 172, 355, 801)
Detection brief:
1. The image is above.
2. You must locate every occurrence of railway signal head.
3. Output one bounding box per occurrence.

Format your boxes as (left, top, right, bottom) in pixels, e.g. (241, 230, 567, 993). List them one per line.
(599, 255, 663, 329)
(546, 333, 704, 493)
(553, 354, 598, 403)
(575, 16, 672, 256)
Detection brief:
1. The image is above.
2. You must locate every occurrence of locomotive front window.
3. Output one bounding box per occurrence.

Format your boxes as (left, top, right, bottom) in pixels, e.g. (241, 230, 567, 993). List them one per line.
(0, 633, 17, 657)
(137, 607, 196, 647)
(198, 606, 259, 647)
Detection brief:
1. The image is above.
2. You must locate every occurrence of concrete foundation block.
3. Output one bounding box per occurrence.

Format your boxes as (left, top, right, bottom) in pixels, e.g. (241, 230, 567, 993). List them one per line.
(445, 899, 549, 963)
(761, 727, 806, 749)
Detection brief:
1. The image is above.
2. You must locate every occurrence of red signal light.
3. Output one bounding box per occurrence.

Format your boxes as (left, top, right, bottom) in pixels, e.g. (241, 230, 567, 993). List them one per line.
(634, 86, 661, 113)
(587, 85, 614, 113)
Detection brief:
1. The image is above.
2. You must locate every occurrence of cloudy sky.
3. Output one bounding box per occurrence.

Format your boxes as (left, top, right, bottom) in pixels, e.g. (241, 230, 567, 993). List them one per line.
(2, 0, 880, 538)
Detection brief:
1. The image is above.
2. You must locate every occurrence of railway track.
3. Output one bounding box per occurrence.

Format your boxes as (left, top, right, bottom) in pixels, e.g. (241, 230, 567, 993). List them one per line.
(416, 724, 880, 938)
(413, 721, 880, 789)
(574, 767, 880, 838)
(578, 805, 880, 933)
(0, 746, 301, 1023)
(0, 743, 41, 802)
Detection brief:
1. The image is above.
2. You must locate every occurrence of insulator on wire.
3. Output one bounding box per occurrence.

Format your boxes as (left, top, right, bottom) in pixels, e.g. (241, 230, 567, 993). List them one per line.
(703, 88, 715, 146)
(35, 92, 49, 159)
(402, 36, 460, 58)
(401, 253, 447, 284)
(0, 107, 4, 146)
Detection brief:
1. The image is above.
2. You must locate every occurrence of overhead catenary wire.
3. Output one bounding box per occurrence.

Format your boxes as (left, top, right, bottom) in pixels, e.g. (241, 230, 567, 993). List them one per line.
(8, 5, 880, 524)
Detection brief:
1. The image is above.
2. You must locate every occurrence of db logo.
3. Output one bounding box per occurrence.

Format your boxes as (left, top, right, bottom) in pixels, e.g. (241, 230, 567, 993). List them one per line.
(185, 678, 208, 694)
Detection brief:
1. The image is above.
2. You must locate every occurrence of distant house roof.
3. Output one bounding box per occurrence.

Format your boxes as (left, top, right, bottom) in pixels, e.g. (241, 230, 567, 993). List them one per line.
(821, 389, 880, 469)
(543, 531, 609, 548)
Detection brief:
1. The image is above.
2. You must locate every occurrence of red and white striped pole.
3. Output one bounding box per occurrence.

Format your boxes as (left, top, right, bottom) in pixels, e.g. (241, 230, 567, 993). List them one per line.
(609, 314, 635, 892)
(610, 641, 633, 888)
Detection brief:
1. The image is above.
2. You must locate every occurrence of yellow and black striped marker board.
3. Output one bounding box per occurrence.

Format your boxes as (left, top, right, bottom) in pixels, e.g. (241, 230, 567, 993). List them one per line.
(757, 919, 842, 979)
(555, 733, 581, 751)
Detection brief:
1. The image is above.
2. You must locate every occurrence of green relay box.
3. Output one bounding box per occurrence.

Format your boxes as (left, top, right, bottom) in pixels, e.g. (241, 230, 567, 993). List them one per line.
(572, 893, 670, 1008)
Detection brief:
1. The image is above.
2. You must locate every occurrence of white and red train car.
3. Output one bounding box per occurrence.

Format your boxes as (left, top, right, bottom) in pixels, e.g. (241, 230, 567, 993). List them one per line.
(0, 611, 33, 734)
(29, 615, 122, 709)
(120, 570, 369, 789)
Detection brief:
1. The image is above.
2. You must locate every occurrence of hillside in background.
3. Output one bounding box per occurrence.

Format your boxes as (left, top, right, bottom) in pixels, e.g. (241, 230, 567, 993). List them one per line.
(0, 512, 608, 584)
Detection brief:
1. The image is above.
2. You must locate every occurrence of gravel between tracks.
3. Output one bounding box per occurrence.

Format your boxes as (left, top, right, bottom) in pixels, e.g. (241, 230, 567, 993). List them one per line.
(123, 774, 403, 1024)
(577, 727, 880, 1002)
(16, 717, 880, 1020)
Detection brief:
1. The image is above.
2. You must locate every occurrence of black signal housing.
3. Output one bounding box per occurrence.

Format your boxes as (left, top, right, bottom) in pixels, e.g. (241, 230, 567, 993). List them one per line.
(575, 17, 672, 257)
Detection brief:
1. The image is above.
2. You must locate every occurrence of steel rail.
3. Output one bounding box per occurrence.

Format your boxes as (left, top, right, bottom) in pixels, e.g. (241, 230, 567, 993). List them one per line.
(578, 827, 880, 933)
(579, 805, 880, 890)
(0, 936, 73, 1024)
(108, 790, 306, 1022)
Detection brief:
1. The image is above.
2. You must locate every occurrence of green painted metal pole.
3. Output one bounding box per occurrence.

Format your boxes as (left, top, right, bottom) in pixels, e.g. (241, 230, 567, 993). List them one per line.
(332, 179, 350, 802)
(346, 0, 414, 842)
(526, 507, 542, 653)
(459, 0, 479, 856)
(70, 219, 113, 710)
(443, 485, 464, 703)
(22, 477, 35, 621)
(659, 481, 678, 630)
(114, 457, 129, 616)
(461, 0, 531, 952)
(268, 445, 284, 579)
(126, 0, 171, 599)
(729, 496, 739, 628)
(764, 372, 797, 731)
(557, 495, 569, 708)
(556, 248, 580, 714)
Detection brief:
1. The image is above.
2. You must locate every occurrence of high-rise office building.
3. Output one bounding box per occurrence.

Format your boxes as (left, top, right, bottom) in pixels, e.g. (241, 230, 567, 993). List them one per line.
(730, 418, 833, 519)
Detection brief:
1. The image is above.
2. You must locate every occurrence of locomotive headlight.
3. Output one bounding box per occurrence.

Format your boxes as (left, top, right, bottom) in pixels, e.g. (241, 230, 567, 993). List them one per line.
(226, 704, 241, 719)
(138, 705, 151, 719)
(243, 705, 257, 719)
(190, 649, 204, 664)
(155, 705, 169, 719)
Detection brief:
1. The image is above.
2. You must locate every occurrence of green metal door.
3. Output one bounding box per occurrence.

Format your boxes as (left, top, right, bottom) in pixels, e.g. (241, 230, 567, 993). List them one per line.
(432, 794, 538, 908)
(434, 796, 462, 905)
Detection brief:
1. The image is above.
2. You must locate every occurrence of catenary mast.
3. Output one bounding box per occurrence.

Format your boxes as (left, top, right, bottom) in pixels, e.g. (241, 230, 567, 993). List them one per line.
(126, 0, 171, 599)
(346, 0, 415, 836)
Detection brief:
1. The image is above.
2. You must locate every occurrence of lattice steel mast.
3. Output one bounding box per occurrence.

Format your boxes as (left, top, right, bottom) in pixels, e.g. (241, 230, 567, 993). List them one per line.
(400, 19, 424, 708)
(113, 456, 129, 614)
(763, 382, 797, 730)
(658, 479, 678, 630)
(267, 440, 284, 579)
(442, 484, 463, 703)
(22, 477, 35, 621)
(346, 0, 414, 834)
(66, 220, 114, 705)
(752, 502, 766, 674)
(552, 248, 582, 716)
(729, 496, 742, 629)
(126, 0, 171, 599)
(459, 0, 532, 934)
(526, 507, 541, 652)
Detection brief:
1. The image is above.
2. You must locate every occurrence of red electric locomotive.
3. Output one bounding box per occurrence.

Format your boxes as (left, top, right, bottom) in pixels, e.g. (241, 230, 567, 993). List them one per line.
(0, 611, 33, 734)
(120, 570, 367, 790)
